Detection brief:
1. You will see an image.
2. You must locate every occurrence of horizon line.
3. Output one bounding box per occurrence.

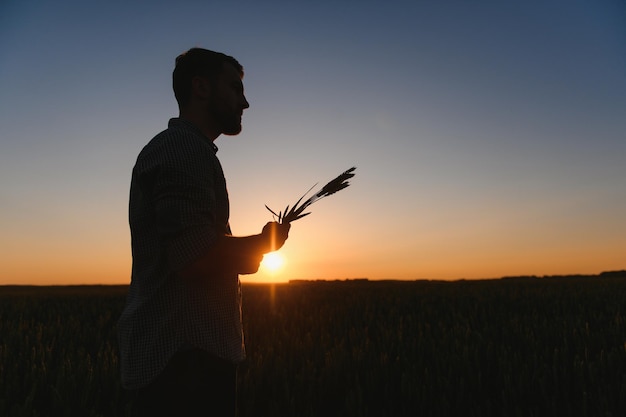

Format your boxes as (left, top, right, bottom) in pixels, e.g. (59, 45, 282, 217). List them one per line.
(2, 269, 624, 287)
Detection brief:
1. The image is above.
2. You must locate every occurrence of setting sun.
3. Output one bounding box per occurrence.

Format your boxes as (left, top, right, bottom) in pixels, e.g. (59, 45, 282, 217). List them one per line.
(261, 252, 285, 274)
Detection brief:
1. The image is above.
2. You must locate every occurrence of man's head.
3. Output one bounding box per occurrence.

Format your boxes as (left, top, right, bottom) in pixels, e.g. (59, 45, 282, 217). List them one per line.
(173, 48, 249, 138)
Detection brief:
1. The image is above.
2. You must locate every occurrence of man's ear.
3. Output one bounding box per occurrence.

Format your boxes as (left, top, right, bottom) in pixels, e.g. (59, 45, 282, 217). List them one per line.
(191, 76, 211, 99)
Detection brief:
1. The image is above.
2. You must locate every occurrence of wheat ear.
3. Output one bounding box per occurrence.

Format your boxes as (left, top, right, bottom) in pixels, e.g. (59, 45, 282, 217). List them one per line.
(266, 167, 356, 224)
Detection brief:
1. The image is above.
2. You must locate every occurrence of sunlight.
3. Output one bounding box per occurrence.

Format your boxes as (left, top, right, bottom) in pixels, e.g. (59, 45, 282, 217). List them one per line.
(261, 252, 285, 274)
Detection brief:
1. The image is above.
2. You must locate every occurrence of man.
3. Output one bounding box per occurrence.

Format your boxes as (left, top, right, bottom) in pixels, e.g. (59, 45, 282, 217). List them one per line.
(118, 48, 290, 417)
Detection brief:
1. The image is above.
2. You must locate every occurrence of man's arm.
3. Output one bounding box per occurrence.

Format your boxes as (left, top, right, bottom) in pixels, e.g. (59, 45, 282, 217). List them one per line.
(177, 221, 290, 281)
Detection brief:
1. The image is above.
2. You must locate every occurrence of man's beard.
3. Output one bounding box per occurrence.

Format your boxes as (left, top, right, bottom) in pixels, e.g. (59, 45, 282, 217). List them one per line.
(220, 114, 242, 135)
(210, 104, 242, 136)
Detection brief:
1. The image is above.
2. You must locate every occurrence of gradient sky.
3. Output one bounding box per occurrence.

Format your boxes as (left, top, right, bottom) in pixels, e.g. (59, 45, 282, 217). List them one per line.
(1, 0, 625, 285)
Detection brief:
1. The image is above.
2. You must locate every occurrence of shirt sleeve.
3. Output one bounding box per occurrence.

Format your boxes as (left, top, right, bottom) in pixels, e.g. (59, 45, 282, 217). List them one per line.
(139, 133, 219, 272)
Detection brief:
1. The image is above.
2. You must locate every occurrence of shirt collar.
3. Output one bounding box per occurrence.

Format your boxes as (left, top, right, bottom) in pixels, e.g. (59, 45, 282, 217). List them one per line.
(168, 118, 219, 153)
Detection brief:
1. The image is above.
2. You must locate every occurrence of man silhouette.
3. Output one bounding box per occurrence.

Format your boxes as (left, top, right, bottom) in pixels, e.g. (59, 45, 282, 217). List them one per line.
(118, 48, 290, 417)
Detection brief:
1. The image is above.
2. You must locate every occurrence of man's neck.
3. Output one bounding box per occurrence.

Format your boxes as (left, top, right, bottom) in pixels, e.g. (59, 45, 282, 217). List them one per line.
(179, 110, 220, 142)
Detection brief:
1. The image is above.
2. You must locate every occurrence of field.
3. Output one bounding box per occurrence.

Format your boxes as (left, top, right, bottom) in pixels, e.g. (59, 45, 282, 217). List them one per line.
(1, 274, 625, 416)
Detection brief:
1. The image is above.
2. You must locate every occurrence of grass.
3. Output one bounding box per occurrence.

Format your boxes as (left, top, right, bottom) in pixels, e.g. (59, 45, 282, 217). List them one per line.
(1, 274, 625, 416)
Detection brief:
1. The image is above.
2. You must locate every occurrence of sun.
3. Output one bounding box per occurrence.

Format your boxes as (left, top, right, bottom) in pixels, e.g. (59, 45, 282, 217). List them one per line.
(261, 252, 285, 273)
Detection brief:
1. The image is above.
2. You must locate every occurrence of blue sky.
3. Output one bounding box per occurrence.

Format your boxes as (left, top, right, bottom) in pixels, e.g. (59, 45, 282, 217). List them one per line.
(1, 0, 625, 284)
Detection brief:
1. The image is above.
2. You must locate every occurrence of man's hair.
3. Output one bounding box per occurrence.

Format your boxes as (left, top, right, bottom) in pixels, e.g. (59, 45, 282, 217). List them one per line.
(172, 48, 244, 108)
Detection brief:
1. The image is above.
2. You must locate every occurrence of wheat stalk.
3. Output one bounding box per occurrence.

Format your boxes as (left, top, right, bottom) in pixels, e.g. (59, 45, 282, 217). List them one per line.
(265, 167, 356, 224)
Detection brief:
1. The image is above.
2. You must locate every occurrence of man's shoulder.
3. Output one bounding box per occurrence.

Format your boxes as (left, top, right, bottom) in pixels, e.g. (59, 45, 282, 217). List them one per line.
(147, 119, 205, 148)
(137, 119, 213, 163)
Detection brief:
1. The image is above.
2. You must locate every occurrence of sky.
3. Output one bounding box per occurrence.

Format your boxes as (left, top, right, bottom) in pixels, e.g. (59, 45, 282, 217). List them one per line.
(1, 0, 625, 285)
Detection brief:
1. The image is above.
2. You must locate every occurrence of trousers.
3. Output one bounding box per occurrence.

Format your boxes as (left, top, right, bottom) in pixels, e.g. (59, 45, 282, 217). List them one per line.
(130, 349, 237, 417)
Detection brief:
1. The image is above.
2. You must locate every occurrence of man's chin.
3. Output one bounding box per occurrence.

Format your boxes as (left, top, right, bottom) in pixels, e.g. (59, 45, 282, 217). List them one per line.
(222, 125, 243, 136)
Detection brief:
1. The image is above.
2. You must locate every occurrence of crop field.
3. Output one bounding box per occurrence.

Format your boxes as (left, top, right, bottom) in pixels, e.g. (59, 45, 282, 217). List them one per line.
(1, 274, 625, 416)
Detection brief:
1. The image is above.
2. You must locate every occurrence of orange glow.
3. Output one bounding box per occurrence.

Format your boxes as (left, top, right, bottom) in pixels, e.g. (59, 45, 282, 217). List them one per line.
(1, 210, 624, 285)
(261, 252, 286, 274)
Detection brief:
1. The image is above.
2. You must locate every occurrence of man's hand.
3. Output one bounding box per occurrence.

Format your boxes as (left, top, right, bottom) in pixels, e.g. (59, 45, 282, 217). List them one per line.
(178, 222, 291, 280)
(262, 221, 291, 252)
(237, 222, 289, 275)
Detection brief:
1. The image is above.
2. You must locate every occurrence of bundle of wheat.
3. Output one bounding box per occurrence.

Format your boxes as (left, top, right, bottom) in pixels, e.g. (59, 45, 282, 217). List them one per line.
(265, 167, 356, 224)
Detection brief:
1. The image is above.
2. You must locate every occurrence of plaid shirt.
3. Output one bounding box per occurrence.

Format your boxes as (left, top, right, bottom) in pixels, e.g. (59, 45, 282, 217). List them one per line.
(118, 118, 245, 389)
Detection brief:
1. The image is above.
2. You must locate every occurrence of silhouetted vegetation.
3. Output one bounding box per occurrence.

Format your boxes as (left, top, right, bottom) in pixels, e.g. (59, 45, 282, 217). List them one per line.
(1, 273, 625, 416)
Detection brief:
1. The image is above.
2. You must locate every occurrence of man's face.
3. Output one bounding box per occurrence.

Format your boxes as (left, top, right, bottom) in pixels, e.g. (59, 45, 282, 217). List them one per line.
(208, 63, 250, 136)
